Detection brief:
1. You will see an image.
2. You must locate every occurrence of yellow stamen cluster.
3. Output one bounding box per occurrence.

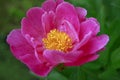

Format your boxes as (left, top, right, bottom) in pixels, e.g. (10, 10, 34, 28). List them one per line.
(42, 29, 73, 52)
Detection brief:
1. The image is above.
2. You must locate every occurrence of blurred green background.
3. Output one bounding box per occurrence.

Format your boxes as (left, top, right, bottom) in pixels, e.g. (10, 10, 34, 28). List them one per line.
(0, 0, 120, 80)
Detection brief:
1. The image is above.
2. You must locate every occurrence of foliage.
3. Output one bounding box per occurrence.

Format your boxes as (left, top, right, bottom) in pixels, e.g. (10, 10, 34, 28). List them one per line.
(0, 0, 120, 80)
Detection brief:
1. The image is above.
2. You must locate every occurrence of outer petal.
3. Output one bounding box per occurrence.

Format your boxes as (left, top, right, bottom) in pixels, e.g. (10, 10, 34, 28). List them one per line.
(56, 2, 80, 33)
(81, 34, 109, 54)
(42, 11, 55, 33)
(7, 29, 53, 77)
(76, 7, 87, 22)
(79, 17, 100, 39)
(21, 7, 45, 39)
(19, 54, 54, 77)
(43, 50, 82, 65)
(42, 0, 56, 12)
(6, 29, 34, 59)
(58, 20, 79, 43)
(65, 54, 99, 66)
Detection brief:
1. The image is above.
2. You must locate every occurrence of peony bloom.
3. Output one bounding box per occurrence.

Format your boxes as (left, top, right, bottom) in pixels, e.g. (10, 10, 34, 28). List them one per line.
(7, 0, 109, 77)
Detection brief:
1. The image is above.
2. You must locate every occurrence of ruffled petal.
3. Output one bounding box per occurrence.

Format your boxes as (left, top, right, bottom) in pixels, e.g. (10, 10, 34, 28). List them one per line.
(76, 7, 87, 22)
(43, 50, 82, 65)
(65, 54, 99, 66)
(79, 17, 100, 39)
(21, 7, 45, 39)
(42, 0, 56, 12)
(58, 20, 79, 43)
(81, 34, 109, 54)
(20, 54, 54, 77)
(56, 2, 80, 33)
(6, 29, 34, 59)
(42, 11, 55, 33)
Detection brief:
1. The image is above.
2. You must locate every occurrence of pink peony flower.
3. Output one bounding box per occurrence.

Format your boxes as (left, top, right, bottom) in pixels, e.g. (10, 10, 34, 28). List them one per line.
(7, 0, 109, 77)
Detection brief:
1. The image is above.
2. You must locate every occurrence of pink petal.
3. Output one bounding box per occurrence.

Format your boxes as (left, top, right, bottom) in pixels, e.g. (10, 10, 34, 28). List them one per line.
(79, 17, 100, 39)
(43, 50, 82, 65)
(58, 20, 79, 43)
(65, 54, 99, 66)
(24, 34, 43, 48)
(81, 34, 109, 54)
(42, 11, 55, 33)
(34, 45, 47, 63)
(42, 0, 56, 12)
(76, 7, 87, 22)
(56, 0, 64, 5)
(56, 2, 80, 33)
(21, 7, 45, 39)
(73, 31, 92, 51)
(6, 29, 34, 59)
(7, 29, 53, 77)
(20, 54, 54, 77)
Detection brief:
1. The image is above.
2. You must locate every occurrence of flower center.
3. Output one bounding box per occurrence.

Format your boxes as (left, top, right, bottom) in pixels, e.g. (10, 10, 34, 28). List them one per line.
(42, 29, 73, 52)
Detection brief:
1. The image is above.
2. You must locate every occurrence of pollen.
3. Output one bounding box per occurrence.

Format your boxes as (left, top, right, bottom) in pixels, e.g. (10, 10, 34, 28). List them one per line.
(42, 29, 73, 52)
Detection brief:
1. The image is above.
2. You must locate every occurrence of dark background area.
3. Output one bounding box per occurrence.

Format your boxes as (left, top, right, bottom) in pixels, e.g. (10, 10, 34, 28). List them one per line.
(0, 0, 120, 80)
